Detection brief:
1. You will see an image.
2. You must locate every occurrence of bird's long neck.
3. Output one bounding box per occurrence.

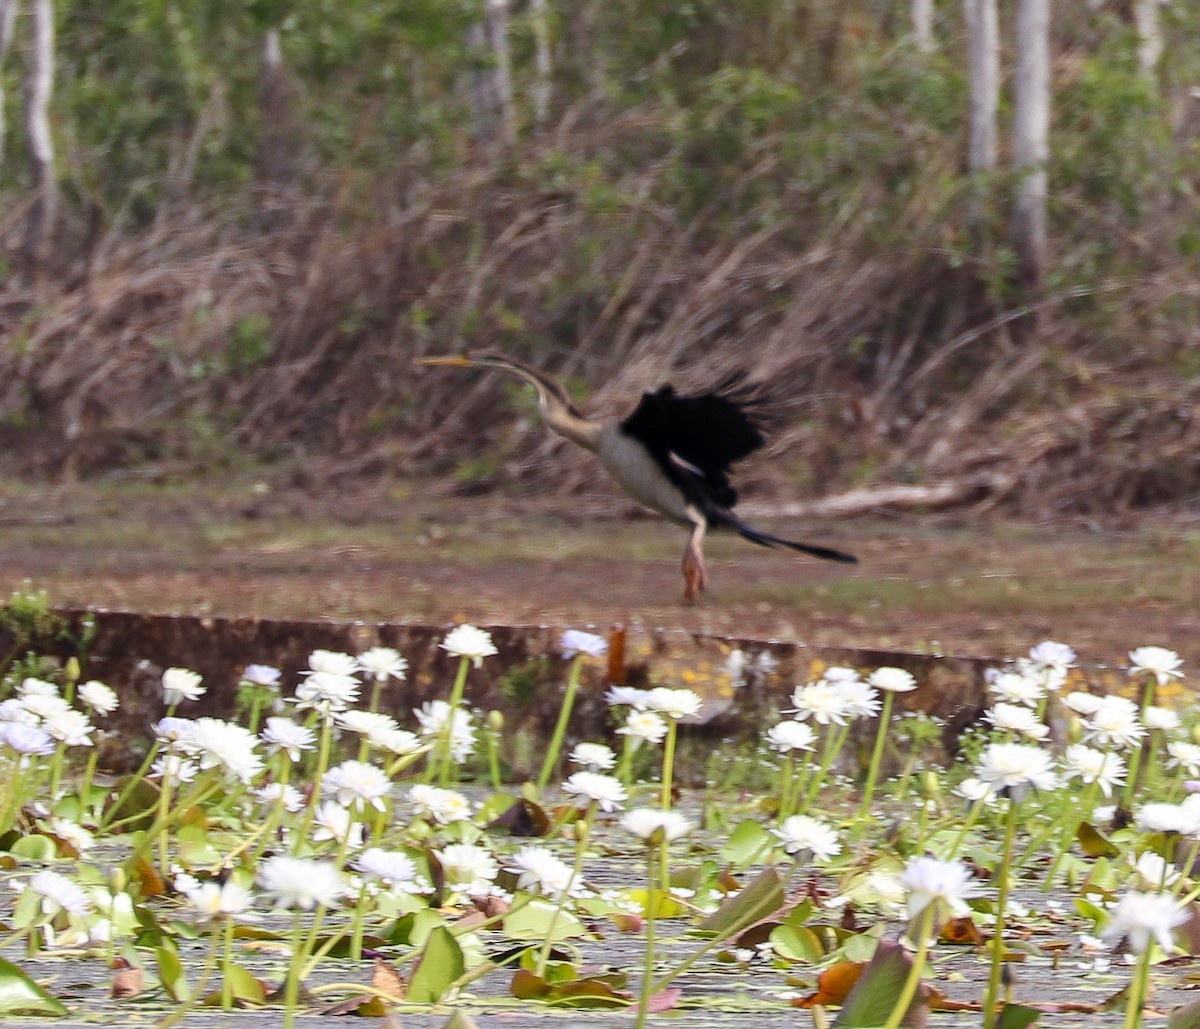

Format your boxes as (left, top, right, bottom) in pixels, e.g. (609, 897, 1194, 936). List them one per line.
(537, 396, 602, 452)
(488, 355, 602, 452)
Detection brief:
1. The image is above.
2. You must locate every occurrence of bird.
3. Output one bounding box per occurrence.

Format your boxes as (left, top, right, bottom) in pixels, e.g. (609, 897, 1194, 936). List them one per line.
(415, 351, 857, 602)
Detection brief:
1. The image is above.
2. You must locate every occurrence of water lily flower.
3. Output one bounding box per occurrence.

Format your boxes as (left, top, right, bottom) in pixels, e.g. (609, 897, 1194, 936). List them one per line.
(561, 629, 608, 659)
(162, 667, 205, 706)
(616, 709, 669, 745)
(357, 646, 408, 682)
(435, 843, 500, 893)
(187, 717, 264, 784)
(304, 650, 360, 677)
(322, 760, 391, 811)
(772, 815, 842, 861)
(619, 808, 692, 843)
(28, 870, 93, 917)
(77, 680, 119, 715)
(868, 667, 918, 693)
(899, 856, 984, 926)
(509, 845, 578, 898)
(261, 716, 316, 762)
(259, 856, 348, 910)
(569, 742, 616, 770)
(765, 720, 818, 753)
(643, 687, 703, 720)
(1083, 696, 1145, 750)
(440, 624, 498, 666)
(1061, 744, 1126, 797)
(1128, 646, 1184, 686)
(1102, 891, 1187, 954)
(561, 771, 627, 812)
(407, 784, 472, 825)
(984, 703, 1049, 742)
(975, 741, 1060, 795)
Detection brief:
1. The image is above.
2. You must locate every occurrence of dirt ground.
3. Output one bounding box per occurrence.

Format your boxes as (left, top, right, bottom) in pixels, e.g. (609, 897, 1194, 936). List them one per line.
(0, 473, 1195, 668)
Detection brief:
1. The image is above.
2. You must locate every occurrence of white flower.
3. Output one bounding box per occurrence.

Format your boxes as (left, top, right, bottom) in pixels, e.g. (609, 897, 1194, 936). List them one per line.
(358, 647, 408, 682)
(1131, 852, 1181, 889)
(619, 808, 693, 843)
(605, 686, 651, 708)
(772, 815, 842, 861)
(77, 680, 118, 715)
(1028, 640, 1077, 673)
(29, 870, 93, 917)
(900, 856, 984, 926)
(294, 671, 361, 716)
(440, 624, 498, 667)
(1144, 706, 1181, 732)
(41, 708, 95, 747)
(261, 717, 316, 762)
(617, 710, 668, 745)
(376, 728, 424, 757)
(868, 667, 918, 693)
(19, 692, 70, 721)
(954, 776, 996, 804)
(259, 856, 347, 909)
(643, 687, 703, 720)
(1060, 691, 1102, 716)
(0, 698, 38, 725)
(187, 717, 264, 783)
(253, 782, 304, 812)
(1084, 696, 1145, 750)
(1062, 745, 1127, 798)
(45, 818, 94, 853)
(162, 667, 205, 706)
(408, 784, 472, 825)
(19, 677, 59, 699)
(354, 848, 430, 892)
(837, 681, 881, 719)
(569, 742, 616, 770)
(1102, 891, 1187, 954)
(984, 703, 1049, 742)
(1128, 646, 1184, 686)
(154, 716, 194, 746)
(790, 681, 854, 726)
(414, 701, 476, 762)
(0, 722, 55, 755)
(241, 664, 281, 688)
(305, 650, 360, 677)
(561, 629, 608, 659)
(509, 845, 577, 898)
(765, 720, 818, 753)
(822, 666, 861, 684)
(310, 801, 365, 849)
(151, 753, 199, 786)
(183, 879, 256, 924)
(322, 760, 391, 811)
(986, 670, 1045, 707)
(561, 771, 627, 812)
(1167, 742, 1200, 776)
(436, 844, 500, 893)
(975, 742, 1060, 795)
(1136, 802, 1200, 836)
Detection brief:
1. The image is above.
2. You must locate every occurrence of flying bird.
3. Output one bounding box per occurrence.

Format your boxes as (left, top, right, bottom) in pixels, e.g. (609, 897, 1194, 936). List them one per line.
(416, 352, 857, 602)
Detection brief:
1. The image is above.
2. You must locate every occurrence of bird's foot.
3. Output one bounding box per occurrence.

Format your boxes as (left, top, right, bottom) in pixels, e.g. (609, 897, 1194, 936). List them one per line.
(681, 548, 709, 604)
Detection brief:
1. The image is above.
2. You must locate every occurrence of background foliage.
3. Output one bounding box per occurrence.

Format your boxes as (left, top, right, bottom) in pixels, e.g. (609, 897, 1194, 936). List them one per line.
(0, 0, 1197, 515)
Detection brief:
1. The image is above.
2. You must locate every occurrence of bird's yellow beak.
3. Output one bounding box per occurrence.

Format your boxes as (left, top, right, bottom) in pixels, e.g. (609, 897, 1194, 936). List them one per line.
(414, 354, 474, 368)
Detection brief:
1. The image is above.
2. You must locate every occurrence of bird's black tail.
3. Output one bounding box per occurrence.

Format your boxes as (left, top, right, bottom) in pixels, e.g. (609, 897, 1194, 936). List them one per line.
(725, 516, 858, 564)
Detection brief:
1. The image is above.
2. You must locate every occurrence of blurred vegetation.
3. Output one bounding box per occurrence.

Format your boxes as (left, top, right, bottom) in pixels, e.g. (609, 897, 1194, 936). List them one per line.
(0, 0, 1197, 515)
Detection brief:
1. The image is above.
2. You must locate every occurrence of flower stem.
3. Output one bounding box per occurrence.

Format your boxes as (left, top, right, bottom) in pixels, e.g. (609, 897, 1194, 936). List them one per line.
(1123, 944, 1153, 1029)
(1122, 678, 1155, 808)
(883, 905, 935, 1029)
(432, 657, 470, 787)
(634, 843, 658, 1029)
(983, 797, 1020, 1029)
(537, 655, 585, 792)
(857, 690, 897, 831)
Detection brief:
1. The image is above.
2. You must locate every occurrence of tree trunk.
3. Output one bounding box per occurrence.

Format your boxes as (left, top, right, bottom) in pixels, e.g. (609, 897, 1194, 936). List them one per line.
(467, 0, 517, 145)
(0, 0, 18, 162)
(911, 0, 935, 51)
(529, 0, 551, 128)
(963, 0, 999, 176)
(1011, 0, 1051, 292)
(1134, 0, 1162, 79)
(24, 0, 56, 269)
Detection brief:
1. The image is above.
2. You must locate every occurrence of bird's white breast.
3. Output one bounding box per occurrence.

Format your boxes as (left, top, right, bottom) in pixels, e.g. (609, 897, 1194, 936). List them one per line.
(595, 425, 692, 525)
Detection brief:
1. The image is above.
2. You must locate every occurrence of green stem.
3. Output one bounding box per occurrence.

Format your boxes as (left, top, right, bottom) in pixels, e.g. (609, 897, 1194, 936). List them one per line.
(857, 690, 897, 830)
(634, 844, 658, 1029)
(156, 919, 221, 1029)
(220, 916, 236, 1010)
(983, 797, 1020, 1029)
(293, 717, 335, 852)
(1123, 944, 1153, 1029)
(536, 805, 591, 976)
(537, 655, 584, 792)
(1037, 773, 1102, 888)
(434, 657, 471, 787)
(940, 796, 988, 859)
(799, 723, 850, 814)
(776, 752, 796, 821)
(282, 909, 305, 1029)
(1122, 678, 1156, 808)
(883, 905, 935, 1029)
(660, 720, 679, 811)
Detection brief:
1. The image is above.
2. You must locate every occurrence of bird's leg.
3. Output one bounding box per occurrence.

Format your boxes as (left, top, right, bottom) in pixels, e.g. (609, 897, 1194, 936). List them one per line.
(681, 519, 709, 604)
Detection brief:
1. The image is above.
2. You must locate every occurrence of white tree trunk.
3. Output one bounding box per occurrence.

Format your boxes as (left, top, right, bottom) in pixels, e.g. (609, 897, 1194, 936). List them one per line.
(1135, 0, 1162, 78)
(25, 0, 56, 265)
(911, 0, 935, 52)
(0, 0, 18, 162)
(964, 0, 999, 174)
(1011, 0, 1051, 289)
(530, 0, 552, 128)
(468, 0, 517, 145)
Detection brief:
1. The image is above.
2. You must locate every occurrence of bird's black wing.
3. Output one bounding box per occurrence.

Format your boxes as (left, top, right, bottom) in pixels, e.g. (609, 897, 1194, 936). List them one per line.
(619, 374, 767, 511)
